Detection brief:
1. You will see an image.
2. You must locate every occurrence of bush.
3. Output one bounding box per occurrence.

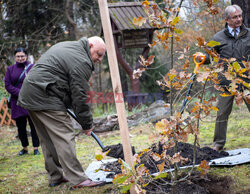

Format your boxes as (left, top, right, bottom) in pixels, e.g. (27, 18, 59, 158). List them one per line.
(0, 81, 8, 100)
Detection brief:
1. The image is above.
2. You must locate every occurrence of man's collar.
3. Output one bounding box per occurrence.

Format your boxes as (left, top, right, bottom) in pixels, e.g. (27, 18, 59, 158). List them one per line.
(227, 25, 240, 35)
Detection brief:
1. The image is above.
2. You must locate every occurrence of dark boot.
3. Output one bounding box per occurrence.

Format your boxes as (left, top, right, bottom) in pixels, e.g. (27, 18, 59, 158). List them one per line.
(18, 149, 28, 156)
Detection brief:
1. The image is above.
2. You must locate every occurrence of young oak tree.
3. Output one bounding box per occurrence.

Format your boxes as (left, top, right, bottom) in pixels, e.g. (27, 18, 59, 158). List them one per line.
(100, 0, 249, 193)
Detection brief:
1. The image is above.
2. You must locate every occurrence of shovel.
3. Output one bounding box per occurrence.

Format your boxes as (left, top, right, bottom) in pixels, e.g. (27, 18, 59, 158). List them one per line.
(180, 53, 206, 114)
(67, 109, 105, 149)
(48, 86, 131, 158)
(67, 109, 135, 159)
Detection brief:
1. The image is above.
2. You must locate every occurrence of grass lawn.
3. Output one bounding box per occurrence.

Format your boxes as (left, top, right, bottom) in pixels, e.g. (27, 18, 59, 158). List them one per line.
(0, 104, 249, 193)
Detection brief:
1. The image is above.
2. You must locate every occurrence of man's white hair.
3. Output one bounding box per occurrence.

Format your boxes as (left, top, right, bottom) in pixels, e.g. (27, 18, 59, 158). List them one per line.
(88, 36, 105, 46)
(224, 5, 242, 19)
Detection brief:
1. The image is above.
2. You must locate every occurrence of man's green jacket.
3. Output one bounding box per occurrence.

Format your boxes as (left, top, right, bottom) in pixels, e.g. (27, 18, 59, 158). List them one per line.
(18, 37, 94, 130)
(207, 24, 250, 86)
(213, 24, 250, 62)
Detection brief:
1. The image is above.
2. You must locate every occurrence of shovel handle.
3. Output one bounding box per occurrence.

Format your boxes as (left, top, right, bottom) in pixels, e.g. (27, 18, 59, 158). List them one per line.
(91, 132, 105, 150)
(193, 53, 206, 74)
(180, 53, 206, 114)
(180, 73, 196, 114)
(67, 109, 105, 150)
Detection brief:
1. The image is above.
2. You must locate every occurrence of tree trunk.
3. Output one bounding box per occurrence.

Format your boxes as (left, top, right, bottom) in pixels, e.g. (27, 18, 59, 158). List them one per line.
(65, 0, 79, 39)
(114, 36, 140, 93)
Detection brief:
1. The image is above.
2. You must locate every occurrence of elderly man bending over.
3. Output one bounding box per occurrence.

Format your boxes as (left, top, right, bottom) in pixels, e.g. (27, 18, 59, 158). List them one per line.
(18, 36, 106, 188)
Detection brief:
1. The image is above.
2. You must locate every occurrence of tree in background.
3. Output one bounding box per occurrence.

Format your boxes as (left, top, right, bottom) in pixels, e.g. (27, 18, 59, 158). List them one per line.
(1, 0, 66, 69)
(0, 0, 237, 110)
(0, 0, 101, 78)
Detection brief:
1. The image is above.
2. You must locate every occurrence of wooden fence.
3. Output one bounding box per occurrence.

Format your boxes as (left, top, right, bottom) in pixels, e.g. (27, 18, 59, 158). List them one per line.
(0, 97, 15, 127)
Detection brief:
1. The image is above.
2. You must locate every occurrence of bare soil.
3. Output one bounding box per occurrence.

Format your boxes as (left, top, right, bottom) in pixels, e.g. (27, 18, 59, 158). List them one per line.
(140, 142, 229, 173)
(103, 143, 136, 159)
(144, 172, 233, 194)
(104, 142, 229, 174)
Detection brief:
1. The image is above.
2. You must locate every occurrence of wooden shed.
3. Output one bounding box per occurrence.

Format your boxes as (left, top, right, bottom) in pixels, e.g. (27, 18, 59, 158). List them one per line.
(106, 1, 160, 110)
(108, 2, 158, 48)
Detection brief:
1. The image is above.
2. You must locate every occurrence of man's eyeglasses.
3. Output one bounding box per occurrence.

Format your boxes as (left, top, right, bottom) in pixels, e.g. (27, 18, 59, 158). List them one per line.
(231, 15, 242, 20)
(16, 55, 26, 58)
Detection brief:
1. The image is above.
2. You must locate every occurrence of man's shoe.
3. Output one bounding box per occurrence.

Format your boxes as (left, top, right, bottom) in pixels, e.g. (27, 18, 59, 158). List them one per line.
(49, 178, 68, 187)
(72, 179, 105, 189)
(18, 149, 28, 156)
(34, 149, 40, 155)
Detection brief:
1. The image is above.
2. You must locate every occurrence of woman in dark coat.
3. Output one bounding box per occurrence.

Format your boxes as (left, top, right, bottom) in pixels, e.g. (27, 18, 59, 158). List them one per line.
(4, 48, 40, 156)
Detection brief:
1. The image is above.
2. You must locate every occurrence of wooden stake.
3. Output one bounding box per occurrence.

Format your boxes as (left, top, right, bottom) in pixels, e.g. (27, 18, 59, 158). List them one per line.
(97, 0, 134, 167)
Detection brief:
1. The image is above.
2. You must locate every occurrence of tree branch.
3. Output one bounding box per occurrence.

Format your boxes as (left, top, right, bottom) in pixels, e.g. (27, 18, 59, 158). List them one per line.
(65, 0, 79, 39)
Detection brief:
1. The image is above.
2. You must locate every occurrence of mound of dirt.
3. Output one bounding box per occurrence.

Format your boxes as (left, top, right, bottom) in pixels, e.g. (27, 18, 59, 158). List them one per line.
(140, 141, 229, 174)
(102, 142, 232, 193)
(103, 143, 136, 159)
(103, 142, 229, 175)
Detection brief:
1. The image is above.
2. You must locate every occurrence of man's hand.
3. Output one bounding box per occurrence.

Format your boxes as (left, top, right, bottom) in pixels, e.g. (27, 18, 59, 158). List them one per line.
(83, 127, 94, 136)
(194, 52, 206, 62)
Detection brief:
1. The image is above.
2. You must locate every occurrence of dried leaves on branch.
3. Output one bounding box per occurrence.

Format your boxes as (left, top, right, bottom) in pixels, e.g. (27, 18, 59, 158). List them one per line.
(103, 0, 249, 193)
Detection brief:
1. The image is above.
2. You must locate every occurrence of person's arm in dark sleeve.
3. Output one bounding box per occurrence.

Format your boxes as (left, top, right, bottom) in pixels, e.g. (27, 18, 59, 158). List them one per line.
(69, 65, 93, 130)
(195, 41, 221, 65)
(4, 67, 20, 97)
(195, 33, 222, 65)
